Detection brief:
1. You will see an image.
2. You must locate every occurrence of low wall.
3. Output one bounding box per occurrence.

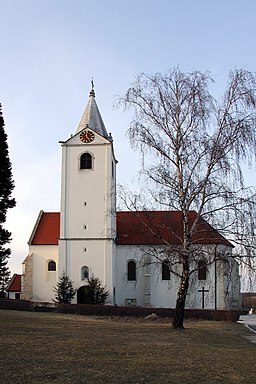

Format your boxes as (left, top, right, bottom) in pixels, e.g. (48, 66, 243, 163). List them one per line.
(242, 293, 256, 310)
(0, 299, 240, 321)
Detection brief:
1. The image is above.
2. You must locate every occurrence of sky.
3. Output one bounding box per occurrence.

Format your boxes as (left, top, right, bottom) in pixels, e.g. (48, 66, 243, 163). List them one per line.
(1, 0, 256, 275)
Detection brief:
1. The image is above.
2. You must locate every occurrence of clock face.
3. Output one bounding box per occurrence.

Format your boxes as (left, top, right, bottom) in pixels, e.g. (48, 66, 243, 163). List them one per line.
(80, 130, 95, 143)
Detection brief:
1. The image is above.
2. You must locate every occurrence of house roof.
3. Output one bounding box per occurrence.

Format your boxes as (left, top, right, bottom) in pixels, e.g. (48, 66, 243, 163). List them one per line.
(6, 274, 21, 292)
(75, 87, 109, 138)
(29, 210, 232, 247)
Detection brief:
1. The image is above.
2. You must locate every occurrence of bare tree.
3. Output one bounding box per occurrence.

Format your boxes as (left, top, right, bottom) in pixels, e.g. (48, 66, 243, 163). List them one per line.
(118, 68, 256, 329)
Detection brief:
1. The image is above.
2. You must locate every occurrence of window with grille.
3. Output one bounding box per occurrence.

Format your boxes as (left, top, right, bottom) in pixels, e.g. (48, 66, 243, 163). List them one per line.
(80, 153, 92, 169)
(48, 261, 56, 271)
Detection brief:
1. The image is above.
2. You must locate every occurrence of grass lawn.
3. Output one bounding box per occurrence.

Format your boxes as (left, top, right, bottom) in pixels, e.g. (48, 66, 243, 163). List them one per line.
(0, 310, 255, 384)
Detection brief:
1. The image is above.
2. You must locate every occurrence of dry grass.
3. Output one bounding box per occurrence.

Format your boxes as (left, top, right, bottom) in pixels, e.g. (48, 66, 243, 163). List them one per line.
(0, 310, 255, 384)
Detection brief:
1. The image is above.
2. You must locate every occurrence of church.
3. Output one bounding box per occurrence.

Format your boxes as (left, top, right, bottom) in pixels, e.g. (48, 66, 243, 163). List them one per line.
(21, 85, 241, 310)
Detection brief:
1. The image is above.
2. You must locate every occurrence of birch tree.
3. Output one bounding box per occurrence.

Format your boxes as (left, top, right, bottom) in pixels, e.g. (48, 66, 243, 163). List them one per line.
(119, 68, 256, 329)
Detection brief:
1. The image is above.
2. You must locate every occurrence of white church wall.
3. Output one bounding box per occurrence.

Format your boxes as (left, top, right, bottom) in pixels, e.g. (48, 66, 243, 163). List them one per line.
(115, 245, 181, 308)
(186, 272, 216, 309)
(216, 255, 241, 310)
(104, 240, 115, 302)
(60, 140, 114, 240)
(115, 243, 238, 310)
(229, 258, 242, 309)
(26, 237, 239, 308)
(58, 239, 114, 304)
(115, 245, 146, 306)
(149, 261, 179, 308)
(29, 245, 58, 302)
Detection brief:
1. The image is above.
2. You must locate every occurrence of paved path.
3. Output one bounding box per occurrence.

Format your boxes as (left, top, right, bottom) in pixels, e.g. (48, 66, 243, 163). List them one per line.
(238, 314, 256, 343)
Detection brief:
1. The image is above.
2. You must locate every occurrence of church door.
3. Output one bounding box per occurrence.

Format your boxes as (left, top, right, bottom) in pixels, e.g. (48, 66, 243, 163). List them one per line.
(77, 286, 89, 304)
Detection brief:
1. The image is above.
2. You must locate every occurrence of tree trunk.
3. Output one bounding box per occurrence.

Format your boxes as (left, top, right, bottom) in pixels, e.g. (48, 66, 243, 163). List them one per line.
(172, 269, 189, 329)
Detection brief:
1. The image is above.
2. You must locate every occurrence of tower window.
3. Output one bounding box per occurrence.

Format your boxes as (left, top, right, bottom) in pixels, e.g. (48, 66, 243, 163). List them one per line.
(48, 261, 56, 271)
(80, 153, 92, 169)
(162, 260, 170, 280)
(127, 260, 136, 281)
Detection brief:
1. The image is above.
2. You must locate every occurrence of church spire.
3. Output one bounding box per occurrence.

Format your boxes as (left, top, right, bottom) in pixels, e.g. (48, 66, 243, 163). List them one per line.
(75, 82, 108, 138)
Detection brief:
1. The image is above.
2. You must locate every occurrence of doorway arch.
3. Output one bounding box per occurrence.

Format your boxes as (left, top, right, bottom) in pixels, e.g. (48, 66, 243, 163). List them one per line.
(77, 286, 89, 304)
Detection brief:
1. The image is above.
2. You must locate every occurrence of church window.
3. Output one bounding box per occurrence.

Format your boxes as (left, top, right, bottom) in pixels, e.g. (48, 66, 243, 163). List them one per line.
(48, 261, 56, 271)
(162, 260, 170, 280)
(127, 260, 136, 281)
(198, 260, 207, 280)
(81, 266, 89, 280)
(80, 153, 92, 169)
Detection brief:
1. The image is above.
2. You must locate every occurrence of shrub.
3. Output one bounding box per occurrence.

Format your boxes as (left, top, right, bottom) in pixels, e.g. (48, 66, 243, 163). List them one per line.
(53, 272, 76, 304)
(77, 277, 109, 305)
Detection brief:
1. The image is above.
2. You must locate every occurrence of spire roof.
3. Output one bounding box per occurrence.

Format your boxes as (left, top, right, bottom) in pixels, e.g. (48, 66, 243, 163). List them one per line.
(76, 84, 108, 138)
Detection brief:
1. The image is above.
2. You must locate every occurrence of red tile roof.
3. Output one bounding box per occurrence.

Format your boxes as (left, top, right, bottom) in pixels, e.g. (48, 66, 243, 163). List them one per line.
(6, 274, 21, 292)
(30, 210, 232, 247)
(116, 211, 232, 247)
(31, 212, 60, 245)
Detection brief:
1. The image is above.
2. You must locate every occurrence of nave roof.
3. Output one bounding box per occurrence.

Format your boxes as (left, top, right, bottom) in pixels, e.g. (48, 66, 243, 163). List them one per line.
(29, 211, 232, 247)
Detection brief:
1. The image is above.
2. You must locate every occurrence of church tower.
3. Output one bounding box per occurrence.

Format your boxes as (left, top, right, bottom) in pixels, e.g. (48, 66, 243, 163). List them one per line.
(58, 85, 117, 303)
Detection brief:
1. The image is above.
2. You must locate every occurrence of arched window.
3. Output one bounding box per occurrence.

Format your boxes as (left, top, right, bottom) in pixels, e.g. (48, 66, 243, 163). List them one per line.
(198, 260, 207, 280)
(127, 260, 136, 281)
(80, 153, 92, 170)
(48, 261, 56, 271)
(162, 260, 170, 280)
(81, 266, 89, 280)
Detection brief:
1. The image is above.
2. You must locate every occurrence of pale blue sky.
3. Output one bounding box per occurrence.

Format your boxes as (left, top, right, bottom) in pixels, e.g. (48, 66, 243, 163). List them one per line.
(1, 0, 256, 274)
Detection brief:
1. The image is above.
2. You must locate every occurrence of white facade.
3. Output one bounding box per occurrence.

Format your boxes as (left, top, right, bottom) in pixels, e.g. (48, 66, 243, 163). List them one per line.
(58, 128, 116, 302)
(21, 87, 241, 310)
(21, 243, 58, 302)
(114, 244, 240, 309)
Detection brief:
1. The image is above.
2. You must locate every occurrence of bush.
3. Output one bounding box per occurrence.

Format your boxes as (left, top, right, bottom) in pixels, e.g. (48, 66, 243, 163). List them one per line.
(0, 299, 33, 311)
(53, 272, 76, 304)
(77, 277, 109, 305)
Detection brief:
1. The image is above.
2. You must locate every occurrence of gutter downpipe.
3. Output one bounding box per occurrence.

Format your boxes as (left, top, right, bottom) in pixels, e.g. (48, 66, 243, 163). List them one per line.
(214, 246, 217, 310)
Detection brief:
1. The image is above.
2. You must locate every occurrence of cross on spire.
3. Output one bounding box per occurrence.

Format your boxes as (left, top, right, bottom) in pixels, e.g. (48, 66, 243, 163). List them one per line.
(90, 77, 95, 97)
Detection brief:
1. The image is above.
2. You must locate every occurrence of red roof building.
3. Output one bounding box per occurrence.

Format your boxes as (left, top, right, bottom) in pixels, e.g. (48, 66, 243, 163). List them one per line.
(21, 86, 240, 310)
(6, 274, 21, 299)
(29, 210, 231, 247)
